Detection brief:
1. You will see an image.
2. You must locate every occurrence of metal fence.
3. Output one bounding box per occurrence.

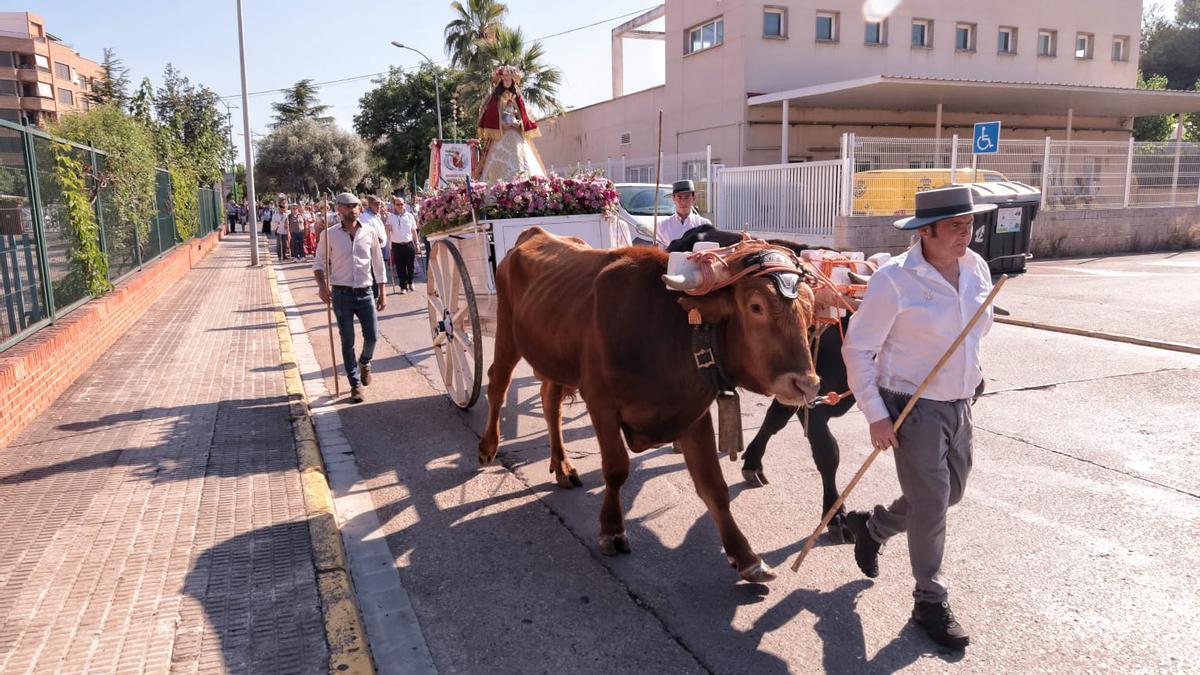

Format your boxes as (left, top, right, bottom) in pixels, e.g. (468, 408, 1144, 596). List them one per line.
(849, 134, 1200, 215)
(0, 119, 222, 351)
(714, 160, 843, 242)
(548, 149, 716, 215)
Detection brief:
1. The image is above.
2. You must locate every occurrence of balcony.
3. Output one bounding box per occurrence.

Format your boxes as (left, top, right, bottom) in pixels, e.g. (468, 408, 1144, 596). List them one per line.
(15, 67, 52, 84)
(19, 97, 55, 112)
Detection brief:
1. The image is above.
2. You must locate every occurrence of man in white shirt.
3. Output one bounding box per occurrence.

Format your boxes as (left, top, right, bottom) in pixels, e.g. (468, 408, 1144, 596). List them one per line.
(841, 185, 996, 651)
(313, 192, 388, 403)
(271, 204, 291, 260)
(360, 195, 389, 297)
(654, 180, 712, 248)
(386, 197, 421, 294)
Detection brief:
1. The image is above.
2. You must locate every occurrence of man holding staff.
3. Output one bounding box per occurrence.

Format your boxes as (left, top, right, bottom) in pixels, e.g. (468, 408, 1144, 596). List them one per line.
(841, 185, 996, 650)
(654, 179, 711, 248)
(313, 192, 387, 404)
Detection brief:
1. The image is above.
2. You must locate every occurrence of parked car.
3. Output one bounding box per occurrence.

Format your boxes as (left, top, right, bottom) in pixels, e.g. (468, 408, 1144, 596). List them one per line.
(614, 182, 682, 245)
(852, 168, 1010, 215)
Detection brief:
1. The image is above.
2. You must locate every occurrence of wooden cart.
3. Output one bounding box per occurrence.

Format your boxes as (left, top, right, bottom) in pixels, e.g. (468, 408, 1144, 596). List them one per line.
(424, 213, 631, 408)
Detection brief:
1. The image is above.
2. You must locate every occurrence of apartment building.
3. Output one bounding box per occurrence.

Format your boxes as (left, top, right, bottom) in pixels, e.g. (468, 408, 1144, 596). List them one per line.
(537, 0, 1200, 174)
(0, 12, 103, 128)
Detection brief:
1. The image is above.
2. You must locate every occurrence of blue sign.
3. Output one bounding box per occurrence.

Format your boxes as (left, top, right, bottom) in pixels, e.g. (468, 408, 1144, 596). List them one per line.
(973, 121, 1001, 154)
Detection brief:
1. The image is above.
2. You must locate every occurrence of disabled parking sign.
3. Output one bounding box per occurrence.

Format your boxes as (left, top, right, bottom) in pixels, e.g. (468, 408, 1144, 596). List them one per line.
(973, 121, 1001, 154)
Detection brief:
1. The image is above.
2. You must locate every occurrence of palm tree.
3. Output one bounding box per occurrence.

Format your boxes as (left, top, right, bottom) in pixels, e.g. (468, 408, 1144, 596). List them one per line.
(462, 26, 564, 118)
(270, 79, 333, 129)
(443, 0, 509, 69)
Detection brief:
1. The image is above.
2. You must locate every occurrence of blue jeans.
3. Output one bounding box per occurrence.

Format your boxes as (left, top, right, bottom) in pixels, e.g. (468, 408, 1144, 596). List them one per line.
(332, 287, 377, 387)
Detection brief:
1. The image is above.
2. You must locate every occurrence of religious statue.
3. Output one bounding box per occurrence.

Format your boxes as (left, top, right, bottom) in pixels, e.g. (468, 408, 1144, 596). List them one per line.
(476, 65, 546, 183)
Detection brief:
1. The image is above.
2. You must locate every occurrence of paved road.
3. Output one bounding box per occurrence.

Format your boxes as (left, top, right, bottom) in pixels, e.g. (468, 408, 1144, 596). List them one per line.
(280, 248, 1200, 673)
(1001, 249, 1200, 346)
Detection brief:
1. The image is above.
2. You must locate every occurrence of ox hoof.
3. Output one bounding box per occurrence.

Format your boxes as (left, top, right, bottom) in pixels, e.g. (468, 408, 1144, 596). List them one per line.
(478, 445, 498, 465)
(826, 511, 854, 544)
(741, 469, 769, 488)
(598, 533, 631, 556)
(555, 469, 583, 489)
(671, 442, 684, 454)
(739, 560, 778, 584)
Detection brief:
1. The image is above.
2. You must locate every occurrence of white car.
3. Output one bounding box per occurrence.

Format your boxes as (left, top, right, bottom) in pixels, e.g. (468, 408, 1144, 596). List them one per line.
(614, 183, 687, 245)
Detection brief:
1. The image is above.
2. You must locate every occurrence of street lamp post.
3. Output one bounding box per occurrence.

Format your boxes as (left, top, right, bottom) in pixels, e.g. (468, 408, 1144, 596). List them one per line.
(235, 0, 260, 266)
(390, 42, 444, 140)
(219, 100, 238, 174)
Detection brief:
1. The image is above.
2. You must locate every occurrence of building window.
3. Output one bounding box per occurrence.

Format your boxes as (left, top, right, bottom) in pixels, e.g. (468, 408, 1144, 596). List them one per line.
(1112, 35, 1129, 61)
(0, 79, 18, 96)
(764, 7, 787, 38)
(57, 87, 73, 105)
(626, 165, 655, 183)
(912, 19, 932, 48)
(0, 52, 12, 68)
(1038, 29, 1056, 56)
(1075, 33, 1094, 59)
(815, 11, 838, 42)
(998, 27, 1017, 53)
(24, 82, 52, 98)
(686, 17, 725, 54)
(955, 23, 976, 51)
(54, 62, 70, 79)
(34, 54, 50, 72)
(865, 20, 886, 45)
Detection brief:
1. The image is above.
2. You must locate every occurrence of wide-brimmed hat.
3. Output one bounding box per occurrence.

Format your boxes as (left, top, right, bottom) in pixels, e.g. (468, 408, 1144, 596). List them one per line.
(334, 192, 360, 206)
(893, 185, 995, 230)
(671, 179, 695, 195)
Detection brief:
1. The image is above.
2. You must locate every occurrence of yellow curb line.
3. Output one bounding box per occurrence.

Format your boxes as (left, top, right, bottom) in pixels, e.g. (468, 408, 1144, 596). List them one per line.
(996, 317, 1200, 356)
(265, 259, 376, 675)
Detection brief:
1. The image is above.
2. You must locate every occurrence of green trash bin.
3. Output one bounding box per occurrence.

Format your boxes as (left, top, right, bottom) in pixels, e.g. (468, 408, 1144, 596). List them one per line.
(966, 181, 1040, 276)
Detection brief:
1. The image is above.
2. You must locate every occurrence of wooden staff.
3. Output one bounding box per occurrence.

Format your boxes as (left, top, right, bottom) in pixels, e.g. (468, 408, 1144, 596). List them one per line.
(323, 190, 340, 397)
(651, 110, 664, 247)
(791, 274, 1009, 572)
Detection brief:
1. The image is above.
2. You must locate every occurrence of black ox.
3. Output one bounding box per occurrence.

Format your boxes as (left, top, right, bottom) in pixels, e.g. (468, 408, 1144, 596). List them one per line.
(668, 225, 860, 542)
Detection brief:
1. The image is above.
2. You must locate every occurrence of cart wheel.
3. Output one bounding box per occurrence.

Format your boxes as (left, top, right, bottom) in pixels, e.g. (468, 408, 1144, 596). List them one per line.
(426, 240, 483, 409)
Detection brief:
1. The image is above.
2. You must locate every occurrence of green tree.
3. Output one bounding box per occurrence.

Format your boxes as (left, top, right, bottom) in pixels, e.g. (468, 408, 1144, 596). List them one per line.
(444, 0, 509, 69)
(154, 64, 233, 183)
(1140, 5, 1200, 90)
(1185, 80, 1200, 141)
(465, 25, 563, 117)
(129, 77, 155, 127)
(1133, 71, 1176, 141)
(88, 48, 130, 108)
(255, 119, 367, 195)
(355, 66, 474, 183)
(270, 79, 334, 129)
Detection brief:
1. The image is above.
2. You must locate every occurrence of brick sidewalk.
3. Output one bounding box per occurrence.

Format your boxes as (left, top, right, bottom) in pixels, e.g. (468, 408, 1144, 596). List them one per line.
(0, 235, 327, 674)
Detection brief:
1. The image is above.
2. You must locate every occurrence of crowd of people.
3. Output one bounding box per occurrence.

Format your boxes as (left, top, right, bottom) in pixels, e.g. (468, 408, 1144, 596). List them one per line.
(224, 193, 428, 293)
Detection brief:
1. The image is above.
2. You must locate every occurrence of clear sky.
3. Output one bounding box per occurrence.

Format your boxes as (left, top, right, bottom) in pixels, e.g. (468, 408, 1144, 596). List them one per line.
(20, 0, 667, 163)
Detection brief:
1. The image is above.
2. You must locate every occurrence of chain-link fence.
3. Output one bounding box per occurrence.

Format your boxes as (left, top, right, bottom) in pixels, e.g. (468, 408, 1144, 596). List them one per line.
(849, 134, 1200, 215)
(0, 119, 221, 351)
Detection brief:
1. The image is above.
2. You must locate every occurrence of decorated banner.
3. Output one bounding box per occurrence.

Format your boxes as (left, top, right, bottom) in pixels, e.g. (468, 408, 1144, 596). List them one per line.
(439, 142, 473, 179)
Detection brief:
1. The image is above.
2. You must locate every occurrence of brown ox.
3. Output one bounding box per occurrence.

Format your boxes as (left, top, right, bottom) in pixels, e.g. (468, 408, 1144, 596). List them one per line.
(478, 228, 820, 582)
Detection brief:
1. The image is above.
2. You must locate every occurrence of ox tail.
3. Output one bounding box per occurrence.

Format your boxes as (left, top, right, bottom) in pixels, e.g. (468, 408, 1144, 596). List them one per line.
(563, 387, 579, 403)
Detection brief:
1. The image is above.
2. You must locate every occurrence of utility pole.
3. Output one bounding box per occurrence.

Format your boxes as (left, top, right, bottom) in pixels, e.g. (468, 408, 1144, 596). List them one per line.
(235, 0, 260, 266)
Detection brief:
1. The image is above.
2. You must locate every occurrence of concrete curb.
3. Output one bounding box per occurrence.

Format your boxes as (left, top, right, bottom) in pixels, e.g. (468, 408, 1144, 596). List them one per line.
(265, 258, 376, 674)
(997, 317, 1200, 355)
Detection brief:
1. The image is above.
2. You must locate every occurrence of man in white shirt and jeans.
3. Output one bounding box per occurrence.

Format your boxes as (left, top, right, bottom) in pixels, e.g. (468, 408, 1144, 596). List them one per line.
(313, 192, 387, 403)
(841, 185, 995, 651)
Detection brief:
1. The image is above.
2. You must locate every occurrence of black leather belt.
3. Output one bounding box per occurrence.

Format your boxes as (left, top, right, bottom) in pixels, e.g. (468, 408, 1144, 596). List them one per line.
(332, 285, 371, 293)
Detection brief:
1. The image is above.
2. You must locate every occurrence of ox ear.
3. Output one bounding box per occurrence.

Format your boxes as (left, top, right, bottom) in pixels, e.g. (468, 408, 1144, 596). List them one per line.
(677, 293, 732, 324)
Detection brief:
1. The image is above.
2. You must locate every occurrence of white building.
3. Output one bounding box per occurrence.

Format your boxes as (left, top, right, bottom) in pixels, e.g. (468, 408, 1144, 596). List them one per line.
(536, 0, 1200, 173)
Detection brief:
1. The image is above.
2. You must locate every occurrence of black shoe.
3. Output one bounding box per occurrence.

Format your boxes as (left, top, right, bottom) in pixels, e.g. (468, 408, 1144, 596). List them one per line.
(359, 362, 371, 386)
(912, 601, 970, 649)
(846, 511, 880, 578)
(349, 385, 365, 403)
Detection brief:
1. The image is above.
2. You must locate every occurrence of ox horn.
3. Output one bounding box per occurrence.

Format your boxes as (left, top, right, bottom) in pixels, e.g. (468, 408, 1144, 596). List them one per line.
(662, 270, 704, 291)
(848, 271, 872, 285)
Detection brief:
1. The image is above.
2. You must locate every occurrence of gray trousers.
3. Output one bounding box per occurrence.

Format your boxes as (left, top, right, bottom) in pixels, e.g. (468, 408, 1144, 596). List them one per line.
(867, 389, 974, 604)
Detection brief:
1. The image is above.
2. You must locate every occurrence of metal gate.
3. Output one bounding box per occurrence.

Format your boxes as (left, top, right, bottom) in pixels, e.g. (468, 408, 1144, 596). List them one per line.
(715, 159, 843, 244)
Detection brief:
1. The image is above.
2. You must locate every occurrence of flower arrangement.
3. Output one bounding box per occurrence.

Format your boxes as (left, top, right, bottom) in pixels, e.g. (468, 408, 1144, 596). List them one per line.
(418, 173, 620, 235)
